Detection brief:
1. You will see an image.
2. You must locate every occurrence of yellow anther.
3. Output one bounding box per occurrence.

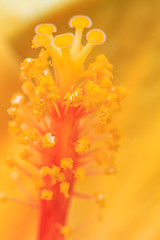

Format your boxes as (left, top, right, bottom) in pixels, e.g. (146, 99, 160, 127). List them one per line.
(11, 93, 24, 106)
(75, 137, 90, 154)
(51, 166, 65, 184)
(41, 189, 53, 200)
(60, 158, 73, 170)
(5, 154, 16, 167)
(18, 129, 39, 145)
(35, 24, 56, 35)
(74, 168, 86, 181)
(20, 148, 32, 162)
(87, 29, 106, 45)
(40, 166, 52, 177)
(97, 106, 111, 125)
(0, 192, 7, 202)
(54, 33, 74, 48)
(69, 15, 92, 28)
(64, 88, 83, 107)
(83, 81, 105, 111)
(60, 182, 70, 198)
(61, 226, 71, 238)
(32, 174, 45, 189)
(42, 133, 56, 148)
(94, 192, 105, 208)
(32, 34, 52, 48)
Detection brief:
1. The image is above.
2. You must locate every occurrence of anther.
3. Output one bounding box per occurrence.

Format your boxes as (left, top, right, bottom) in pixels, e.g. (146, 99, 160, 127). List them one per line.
(42, 132, 56, 148)
(41, 189, 53, 200)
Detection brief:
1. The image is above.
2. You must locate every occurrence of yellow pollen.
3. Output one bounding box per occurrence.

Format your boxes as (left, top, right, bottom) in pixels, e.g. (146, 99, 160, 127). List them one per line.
(94, 192, 105, 208)
(87, 29, 106, 45)
(41, 189, 53, 200)
(74, 168, 86, 181)
(35, 24, 56, 35)
(32, 34, 52, 48)
(64, 88, 83, 107)
(51, 166, 65, 184)
(60, 158, 73, 170)
(54, 33, 74, 48)
(18, 129, 39, 145)
(42, 133, 56, 148)
(69, 15, 92, 28)
(60, 226, 71, 238)
(40, 166, 52, 177)
(75, 137, 90, 154)
(0, 192, 7, 202)
(60, 182, 70, 198)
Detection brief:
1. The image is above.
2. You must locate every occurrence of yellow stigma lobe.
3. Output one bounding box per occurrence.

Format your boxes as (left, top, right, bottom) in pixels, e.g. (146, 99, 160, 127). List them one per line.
(54, 33, 74, 48)
(69, 15, 92, 28)
(87, 29, 106, 45)
(32, 34, 52, 48)
(35, 24, 56, 35)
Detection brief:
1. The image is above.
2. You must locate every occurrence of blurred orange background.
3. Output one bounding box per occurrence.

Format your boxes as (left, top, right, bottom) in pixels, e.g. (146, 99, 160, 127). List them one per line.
(0, 0, 160, 239)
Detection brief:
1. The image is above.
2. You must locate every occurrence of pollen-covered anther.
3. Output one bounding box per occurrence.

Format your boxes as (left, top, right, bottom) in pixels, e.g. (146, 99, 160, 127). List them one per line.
(74, 168, 86, 181)
(0, 192, 7, 202)
(42, 132, 56, 148)
(60, 182, 70, 198)
(94, 192, 106, 208)
(64, 88, 83, 107)
(54, 33, 74, 48)
(60, 158, 73, 170)
(69, 15, 92, 29)
(87, 29, 106, 45)
(35, 24, 57, 35)
(11, 93, 24, 106)
(32, 34, 52, 48)
(51, 166, 65, 184)
(5, 154, 16, 167)
(18, 129, 39, 145)
(41, 189, 53, 200)
(75, 137, 90, 154)
(60, 225, 72, 238)
(40, 166, 52, 177)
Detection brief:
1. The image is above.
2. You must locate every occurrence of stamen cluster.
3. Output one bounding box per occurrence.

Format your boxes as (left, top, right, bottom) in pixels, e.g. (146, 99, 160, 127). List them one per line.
(2, 15, 126, 240)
